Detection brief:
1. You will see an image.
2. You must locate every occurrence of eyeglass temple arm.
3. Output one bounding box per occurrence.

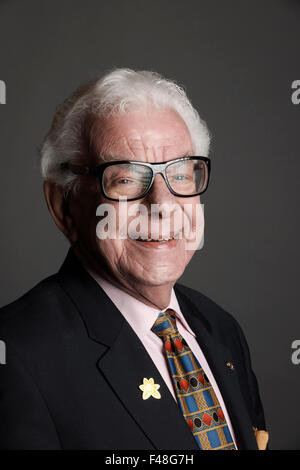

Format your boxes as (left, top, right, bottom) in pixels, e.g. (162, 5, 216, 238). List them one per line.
(60, 162, 98, 176)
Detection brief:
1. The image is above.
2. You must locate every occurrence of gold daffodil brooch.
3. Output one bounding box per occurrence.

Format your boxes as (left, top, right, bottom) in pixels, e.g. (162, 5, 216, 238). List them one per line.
(139, 378, 161, 400)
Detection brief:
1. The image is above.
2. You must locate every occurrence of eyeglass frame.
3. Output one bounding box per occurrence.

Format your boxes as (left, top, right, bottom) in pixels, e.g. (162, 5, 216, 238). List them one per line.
(60, 156, 211, 202)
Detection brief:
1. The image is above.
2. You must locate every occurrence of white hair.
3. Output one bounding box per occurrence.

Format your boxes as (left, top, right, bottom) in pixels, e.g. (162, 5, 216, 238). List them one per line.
(39, 68, 211, 193)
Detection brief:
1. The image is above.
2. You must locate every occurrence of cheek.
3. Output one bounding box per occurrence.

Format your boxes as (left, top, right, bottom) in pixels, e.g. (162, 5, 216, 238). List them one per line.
(187, 197, 202, 226)
(72, 205, 95, 243)
(175, 198, 203, 235)
(97, 237, 124, 255)
(71, 185, 100, 236)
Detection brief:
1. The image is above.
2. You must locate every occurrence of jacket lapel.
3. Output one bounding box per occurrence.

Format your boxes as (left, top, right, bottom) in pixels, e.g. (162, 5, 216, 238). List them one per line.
(97, 320, 199, 450)
(174, 284, 258, 450)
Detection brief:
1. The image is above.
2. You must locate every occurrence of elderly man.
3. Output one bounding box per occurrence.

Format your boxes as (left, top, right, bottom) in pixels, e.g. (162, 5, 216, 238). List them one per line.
(0, 69, 267, 450)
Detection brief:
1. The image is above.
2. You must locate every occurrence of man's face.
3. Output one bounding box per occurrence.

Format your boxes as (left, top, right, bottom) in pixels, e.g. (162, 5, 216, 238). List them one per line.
(71, 107, 204, 287)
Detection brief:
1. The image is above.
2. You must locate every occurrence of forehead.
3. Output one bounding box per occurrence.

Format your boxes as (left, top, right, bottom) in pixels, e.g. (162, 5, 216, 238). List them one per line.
(93, 107, 193, 162)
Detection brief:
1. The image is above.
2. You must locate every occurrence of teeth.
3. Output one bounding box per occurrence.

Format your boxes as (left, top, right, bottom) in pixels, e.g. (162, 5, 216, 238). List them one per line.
(136, 236, 175, 242)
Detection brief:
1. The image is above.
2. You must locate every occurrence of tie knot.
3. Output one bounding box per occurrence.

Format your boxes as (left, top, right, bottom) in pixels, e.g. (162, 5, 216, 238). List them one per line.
(151, 308, 178, 338)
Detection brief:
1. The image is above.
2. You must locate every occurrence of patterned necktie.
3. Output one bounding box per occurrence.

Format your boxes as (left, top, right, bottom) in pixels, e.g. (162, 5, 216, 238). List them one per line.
(151, 308, 235, 450)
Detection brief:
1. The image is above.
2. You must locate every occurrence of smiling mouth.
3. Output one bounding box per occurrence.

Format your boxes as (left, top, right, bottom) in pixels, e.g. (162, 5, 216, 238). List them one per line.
(135, 236, 177, 242)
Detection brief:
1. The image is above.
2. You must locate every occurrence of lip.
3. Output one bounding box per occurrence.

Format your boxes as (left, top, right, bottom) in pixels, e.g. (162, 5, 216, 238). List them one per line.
(131, 237, 180, 249)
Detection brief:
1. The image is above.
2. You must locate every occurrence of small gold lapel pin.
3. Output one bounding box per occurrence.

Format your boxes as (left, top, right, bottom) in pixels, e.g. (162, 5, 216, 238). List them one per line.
(226, 361, 235, 371)
(139, 378, 161, 400)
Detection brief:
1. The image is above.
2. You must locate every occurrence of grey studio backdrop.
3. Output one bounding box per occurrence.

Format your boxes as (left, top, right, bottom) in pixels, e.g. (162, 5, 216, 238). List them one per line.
(0, 0, 299, 450)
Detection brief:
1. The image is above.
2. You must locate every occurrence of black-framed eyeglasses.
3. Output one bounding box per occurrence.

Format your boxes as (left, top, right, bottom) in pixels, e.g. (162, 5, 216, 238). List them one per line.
(60, 156, 211, 201)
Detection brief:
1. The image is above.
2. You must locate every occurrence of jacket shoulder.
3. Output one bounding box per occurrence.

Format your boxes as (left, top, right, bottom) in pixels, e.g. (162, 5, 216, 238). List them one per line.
(175, 282, 239, 330)
(0, 274, 77, 349)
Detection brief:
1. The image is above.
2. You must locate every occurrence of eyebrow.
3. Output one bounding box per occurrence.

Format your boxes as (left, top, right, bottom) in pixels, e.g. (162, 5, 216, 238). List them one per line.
(97, 151, 193, 163)
(97, 154, 121, 162)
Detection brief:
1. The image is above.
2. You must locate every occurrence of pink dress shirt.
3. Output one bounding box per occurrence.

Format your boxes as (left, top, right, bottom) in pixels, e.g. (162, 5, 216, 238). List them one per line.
(85, 267, 237, 447)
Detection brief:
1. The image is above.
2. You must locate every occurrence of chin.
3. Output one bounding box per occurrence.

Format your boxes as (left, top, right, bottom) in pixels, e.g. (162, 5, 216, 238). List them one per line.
(130, 266, 185, 287)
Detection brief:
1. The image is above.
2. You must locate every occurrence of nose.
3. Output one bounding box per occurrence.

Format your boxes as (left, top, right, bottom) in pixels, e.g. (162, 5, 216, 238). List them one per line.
(144, 173, 175, 206)
(141, 173, 183, 238)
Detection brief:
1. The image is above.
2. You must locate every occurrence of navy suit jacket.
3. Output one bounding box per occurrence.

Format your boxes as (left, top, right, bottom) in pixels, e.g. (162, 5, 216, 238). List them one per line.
(0, 249, 266, 449)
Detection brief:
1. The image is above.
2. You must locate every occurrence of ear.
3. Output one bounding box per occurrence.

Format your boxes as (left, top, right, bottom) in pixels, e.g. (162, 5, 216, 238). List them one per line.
(43, 181, 78, 243)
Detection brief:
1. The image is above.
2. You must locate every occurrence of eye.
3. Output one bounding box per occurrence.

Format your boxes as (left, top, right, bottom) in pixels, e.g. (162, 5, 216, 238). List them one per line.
(118, 179, 131, 184)
(113, 178, 137, 185)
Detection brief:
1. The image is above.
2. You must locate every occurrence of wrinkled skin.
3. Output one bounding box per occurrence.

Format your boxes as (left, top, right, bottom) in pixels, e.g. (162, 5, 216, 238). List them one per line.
(44, 107, 204, 309)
